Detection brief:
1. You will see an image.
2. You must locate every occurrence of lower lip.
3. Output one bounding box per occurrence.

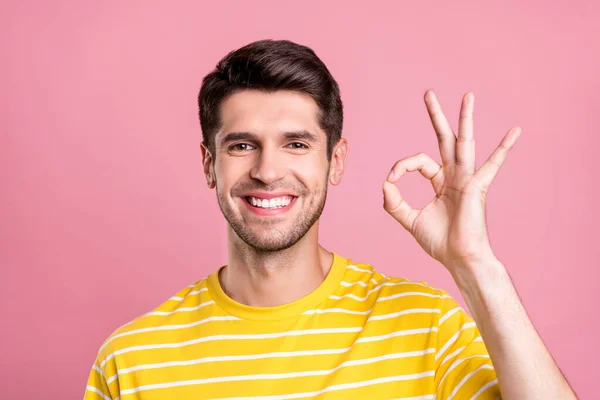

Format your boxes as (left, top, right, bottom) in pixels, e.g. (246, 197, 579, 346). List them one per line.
(242, 197, 297, 216)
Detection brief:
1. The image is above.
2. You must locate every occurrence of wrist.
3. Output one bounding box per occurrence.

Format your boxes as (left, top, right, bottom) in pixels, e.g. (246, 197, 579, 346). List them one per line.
(447, 256, 510, 298)
(447, 257, 518, 342)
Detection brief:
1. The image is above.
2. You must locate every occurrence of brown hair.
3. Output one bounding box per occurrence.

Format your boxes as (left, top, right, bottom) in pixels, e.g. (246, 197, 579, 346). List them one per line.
(198, 39, 343, 160)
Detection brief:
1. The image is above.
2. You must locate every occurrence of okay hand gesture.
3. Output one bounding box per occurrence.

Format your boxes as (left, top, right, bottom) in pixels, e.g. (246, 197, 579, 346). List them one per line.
(382, 91, 521, 270)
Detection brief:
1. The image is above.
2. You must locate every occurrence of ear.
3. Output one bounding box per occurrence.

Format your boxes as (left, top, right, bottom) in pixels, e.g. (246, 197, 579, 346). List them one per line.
(200, 142, 216, 189)
(328, 138, 349, 186)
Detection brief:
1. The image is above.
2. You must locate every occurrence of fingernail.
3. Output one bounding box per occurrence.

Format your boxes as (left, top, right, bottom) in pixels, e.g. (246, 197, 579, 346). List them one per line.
(388, 170, 394, 180)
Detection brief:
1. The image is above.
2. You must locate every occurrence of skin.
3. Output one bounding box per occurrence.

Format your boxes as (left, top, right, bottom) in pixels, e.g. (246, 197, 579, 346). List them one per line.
(201, 88, 577, 397)
(383, 91, 576, 398)
(200, 90, 348, 307)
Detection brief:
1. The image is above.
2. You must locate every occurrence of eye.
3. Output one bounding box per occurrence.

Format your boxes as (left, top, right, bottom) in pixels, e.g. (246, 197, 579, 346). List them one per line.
(286, 142, 309, 150)
(229, 143, 255, 152)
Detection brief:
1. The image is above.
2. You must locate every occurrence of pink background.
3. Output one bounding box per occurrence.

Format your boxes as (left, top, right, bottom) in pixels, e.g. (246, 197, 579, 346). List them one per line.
(1, 1, 598, 398)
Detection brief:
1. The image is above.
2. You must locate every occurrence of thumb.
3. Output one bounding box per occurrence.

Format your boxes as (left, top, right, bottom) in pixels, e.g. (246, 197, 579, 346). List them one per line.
(383, 180, 415, 232)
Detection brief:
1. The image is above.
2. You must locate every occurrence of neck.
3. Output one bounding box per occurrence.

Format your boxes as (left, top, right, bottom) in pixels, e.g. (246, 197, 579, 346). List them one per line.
(220, 222, 334, 307)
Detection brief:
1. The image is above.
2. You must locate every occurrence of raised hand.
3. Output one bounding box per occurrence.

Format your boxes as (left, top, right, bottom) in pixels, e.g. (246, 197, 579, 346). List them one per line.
(382, 90, 521, 270)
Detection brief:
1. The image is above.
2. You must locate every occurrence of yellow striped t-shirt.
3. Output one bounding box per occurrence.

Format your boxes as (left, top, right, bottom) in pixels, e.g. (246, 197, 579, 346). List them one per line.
(84, 252, 501, 399)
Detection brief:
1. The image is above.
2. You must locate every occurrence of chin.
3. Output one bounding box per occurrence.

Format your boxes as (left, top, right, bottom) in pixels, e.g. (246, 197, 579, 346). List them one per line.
(241, 231, 300, 252)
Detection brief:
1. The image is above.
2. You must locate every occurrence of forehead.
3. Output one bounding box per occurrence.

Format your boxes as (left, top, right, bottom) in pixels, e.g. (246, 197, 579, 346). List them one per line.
(216, 90, 324, 140)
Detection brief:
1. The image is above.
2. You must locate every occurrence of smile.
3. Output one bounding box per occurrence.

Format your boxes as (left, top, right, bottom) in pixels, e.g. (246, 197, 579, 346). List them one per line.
(245, 196, 294, 209)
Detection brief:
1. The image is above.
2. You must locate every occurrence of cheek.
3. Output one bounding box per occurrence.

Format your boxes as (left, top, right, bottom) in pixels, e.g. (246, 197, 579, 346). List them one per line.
(295, 163, 329, 193)
(214, 162, 238, 189)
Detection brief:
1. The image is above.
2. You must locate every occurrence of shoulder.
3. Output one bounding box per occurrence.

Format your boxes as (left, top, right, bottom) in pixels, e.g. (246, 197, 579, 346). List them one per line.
(355, 261, 472, 333)
(336, 256, 457, 319)
(94, 278, 210, 364)
(341, 256, 450, 298)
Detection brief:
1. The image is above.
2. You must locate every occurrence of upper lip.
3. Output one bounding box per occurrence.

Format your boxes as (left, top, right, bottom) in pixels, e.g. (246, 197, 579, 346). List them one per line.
(242, 191, 298, 200)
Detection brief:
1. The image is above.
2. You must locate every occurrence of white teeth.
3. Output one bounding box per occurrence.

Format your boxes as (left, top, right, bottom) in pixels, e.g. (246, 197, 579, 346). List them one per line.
(247, 196, 294, 209)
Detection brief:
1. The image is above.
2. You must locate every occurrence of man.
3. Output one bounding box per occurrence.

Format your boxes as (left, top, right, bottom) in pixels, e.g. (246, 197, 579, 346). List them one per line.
(85, 39, 576, 399)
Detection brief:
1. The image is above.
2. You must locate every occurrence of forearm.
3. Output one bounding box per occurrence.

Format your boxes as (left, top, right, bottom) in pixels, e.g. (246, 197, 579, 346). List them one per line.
(449, 257, 576, 399)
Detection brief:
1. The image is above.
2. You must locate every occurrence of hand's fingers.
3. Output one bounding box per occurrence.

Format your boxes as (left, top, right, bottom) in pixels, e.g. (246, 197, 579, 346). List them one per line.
(383, 181, 418, 232)
(457, 92, 476, 173)
(387, 152, 443, 185)
(384, 153, 443, 231)
(475, 126, 521, 188)
(424, 90, 457, 166)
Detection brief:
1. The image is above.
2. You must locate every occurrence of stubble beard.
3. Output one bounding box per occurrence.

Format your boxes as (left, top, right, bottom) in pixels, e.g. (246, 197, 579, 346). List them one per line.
(216, 178, 329, 252)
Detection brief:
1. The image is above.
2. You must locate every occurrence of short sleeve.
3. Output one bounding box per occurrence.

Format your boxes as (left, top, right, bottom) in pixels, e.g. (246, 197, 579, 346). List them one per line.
(83, 361, 113, 400)
(83, 341, 121, 400)
(435, 292, 502, 400)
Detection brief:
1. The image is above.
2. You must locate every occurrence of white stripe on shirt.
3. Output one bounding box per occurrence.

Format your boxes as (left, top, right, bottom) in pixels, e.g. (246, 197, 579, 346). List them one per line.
(448, 364, 494, 400)
(436, 322, 476, 361)
(100, 327, 363, 368)
(210, 371, 435, 400)
(471, 378, 499, 400)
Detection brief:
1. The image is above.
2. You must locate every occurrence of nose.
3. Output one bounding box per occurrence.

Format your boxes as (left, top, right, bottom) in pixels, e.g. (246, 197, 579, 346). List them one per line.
(249, 146, 285, 185)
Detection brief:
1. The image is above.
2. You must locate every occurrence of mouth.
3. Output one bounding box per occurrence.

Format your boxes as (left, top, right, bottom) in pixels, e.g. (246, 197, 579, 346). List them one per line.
(242, 195, 298, 216)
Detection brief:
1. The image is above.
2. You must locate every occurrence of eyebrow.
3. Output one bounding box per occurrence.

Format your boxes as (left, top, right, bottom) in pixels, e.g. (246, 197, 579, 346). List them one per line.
(219, 130, 319, 147)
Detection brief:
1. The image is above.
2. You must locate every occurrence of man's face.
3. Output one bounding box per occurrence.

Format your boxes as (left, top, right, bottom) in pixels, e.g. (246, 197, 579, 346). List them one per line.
(204, 90, 340, 252)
